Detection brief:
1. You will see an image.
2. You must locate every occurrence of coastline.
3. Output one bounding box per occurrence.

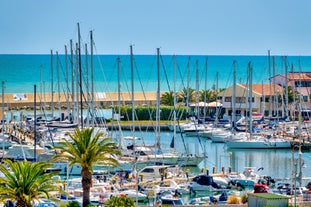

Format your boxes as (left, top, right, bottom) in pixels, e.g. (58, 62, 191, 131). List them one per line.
(1, 92, 160, 109)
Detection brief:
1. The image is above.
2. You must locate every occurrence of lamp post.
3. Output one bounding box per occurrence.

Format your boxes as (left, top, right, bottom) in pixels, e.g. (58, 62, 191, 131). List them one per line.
(292, 144, 302, 207)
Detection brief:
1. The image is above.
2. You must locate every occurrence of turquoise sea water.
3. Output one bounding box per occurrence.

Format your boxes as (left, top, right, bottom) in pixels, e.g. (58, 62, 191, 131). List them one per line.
(1, 54, 311, 93)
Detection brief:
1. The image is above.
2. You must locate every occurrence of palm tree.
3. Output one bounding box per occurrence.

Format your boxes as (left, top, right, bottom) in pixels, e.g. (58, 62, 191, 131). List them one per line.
(160, 91, 174, 106)
(52, 127, 121, 207)
(199, 89, 216, 102)
(0, 159, 61, 207)
(178, 87, 195, 104)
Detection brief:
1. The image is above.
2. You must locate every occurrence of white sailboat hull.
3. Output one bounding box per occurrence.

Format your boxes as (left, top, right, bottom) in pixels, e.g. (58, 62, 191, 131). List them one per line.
(226, 138, 291, 149)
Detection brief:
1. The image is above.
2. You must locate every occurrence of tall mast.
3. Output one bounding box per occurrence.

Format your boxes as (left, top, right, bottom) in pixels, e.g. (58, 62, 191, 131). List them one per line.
(268, 50, 272, 118)
(50, 50, 54, 119)
(273, 56, 276, 117)
(285, 56, 289, 119)
(156, 48, 161, 149)
(186, 57, 190, 122)
(130, 45, 135, 147)
(90, 31, 95, 126)
(1, 81, 5, 153)
(75, 43, 80, 125)
(215, 72, 219, 123)
(232, 60, 237, 126)
(70, 40, 75, 123)
(85, 43, 89, 127)
(65, 45, 70, 116)
(56, 51, 61, 115)
(248, 62, 253, 139)
(34, 84, 37, 162)
(117, 57, 123, 149)
(195, 60, 199, 119)
(173, 55, 177, 154)
(77, 23, 83, 128)
(203, 57, 208, 122)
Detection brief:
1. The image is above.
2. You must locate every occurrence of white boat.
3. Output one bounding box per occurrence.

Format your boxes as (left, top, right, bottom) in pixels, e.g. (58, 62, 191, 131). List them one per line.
(137, 165, 184, 181)
(199, 126, 223, 139)
(210, 130, 232, 143)
(159, 194, 184, 206)
(226, 135, 291, 149)
(227, 167, 261, 187)
(153, 180, 190, 195)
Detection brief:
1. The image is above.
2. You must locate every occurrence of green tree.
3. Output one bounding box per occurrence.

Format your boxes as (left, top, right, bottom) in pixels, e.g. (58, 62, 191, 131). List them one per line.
(52, 128, 121, 207)
(0, 159, 61, 207)
(199, 89, 216, 102)
(160, 91, 174, 106)
(179, 87, 195, 104)
(105, 196, 135, 207)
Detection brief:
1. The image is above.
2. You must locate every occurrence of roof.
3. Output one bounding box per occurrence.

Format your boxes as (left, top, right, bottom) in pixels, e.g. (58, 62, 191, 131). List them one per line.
(248, 193, 290, 200)
(287, 72, 311, 81)
(220, 83, 283, 97)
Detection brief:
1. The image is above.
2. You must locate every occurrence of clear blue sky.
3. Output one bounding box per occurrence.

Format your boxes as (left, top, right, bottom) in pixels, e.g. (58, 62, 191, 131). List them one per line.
(1, 0, 311, 55)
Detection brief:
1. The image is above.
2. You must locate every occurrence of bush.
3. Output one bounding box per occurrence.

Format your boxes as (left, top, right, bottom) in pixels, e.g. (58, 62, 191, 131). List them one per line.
(240, 194, 248, 204)
(227, 195, 240, 204)
(105, 196, 135, 207)
(67, 201, 81, 207)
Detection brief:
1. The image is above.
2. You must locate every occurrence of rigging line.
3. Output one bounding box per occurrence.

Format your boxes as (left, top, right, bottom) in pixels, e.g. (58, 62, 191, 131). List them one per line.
(134, 59, 156, 132)
(160, 54, 172, 93)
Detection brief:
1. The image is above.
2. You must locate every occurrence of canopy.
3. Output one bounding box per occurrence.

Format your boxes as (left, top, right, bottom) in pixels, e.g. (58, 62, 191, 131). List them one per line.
(190, 101, 222, 107)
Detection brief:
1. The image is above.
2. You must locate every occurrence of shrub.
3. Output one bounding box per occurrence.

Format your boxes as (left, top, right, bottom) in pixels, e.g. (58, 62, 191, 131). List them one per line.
(105, 196, 135, 207)
(227, 195, 240, 204)
(241, 194, 248, 204)
(67, 201, 81, 207)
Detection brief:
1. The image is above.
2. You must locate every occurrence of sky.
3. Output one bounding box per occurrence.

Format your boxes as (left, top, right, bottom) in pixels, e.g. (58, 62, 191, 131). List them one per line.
(1, 0, 311, 55)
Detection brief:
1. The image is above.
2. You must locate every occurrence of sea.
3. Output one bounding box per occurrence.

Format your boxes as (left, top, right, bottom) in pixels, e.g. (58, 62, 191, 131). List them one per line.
(1, 54, 311, 189)
(1, 54, 311, 94)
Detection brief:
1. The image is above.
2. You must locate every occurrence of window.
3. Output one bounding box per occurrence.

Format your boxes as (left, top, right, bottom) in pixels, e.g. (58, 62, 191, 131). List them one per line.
(225, 97, 231, 102)
(303, 96, 308, 102)
(141, 168, 154, 173)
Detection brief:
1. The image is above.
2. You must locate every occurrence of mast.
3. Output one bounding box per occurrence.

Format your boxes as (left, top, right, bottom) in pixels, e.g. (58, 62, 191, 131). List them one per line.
(273, 56, 277, 117)
(70, 40, 75, 123)
(285, 56, 289, 119)
(50, 50, 54, 119)
(85, 43, 89, 127)
(77, 23, 83, 128)
(203, 57, 208, 123)
(232, 60, 237, 127)
(156, 48, 161, 149)
(117, 57, 123, 149)
(173, 55, 177, 154)
(268, 50, 272, 118)
(34, 84, 37, 162)
(195, 60, 199, 120)
(215, 72, 219, 123)
(40, 65, 43, 114)
(75, 43, 80, 126)
(65, 45, 70, 116)
(90, 31, 95, 126)
(130, 45, 135, 147)
(186, 57, 190, 122)
(56, 51, 61, 116)
(1, 81, 5, 153)
(248, 62, 253, 139)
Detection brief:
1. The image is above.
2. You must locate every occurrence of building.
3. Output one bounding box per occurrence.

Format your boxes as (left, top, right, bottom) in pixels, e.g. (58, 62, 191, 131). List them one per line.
(270, 72, 311, 106)
(219, 83, 284, 120)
